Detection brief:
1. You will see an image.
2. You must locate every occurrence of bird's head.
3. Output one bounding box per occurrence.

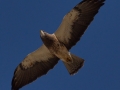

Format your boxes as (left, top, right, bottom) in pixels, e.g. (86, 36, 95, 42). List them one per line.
(40, 30, 55, 46)
(40, 30, 48, 37)
(40, 30, 54, 39)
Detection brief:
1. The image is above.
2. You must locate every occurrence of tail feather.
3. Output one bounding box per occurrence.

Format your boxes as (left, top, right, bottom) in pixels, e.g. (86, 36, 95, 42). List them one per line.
(63, 54, 84, 75)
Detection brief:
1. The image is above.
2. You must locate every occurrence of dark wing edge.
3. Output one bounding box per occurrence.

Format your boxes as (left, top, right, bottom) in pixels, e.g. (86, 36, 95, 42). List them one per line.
(55, 0, 105, 50)
(11, 45, 59, 90)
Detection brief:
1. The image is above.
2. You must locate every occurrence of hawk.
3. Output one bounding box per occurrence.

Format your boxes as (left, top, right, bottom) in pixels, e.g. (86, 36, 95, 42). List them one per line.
(11, 0, 105, 90)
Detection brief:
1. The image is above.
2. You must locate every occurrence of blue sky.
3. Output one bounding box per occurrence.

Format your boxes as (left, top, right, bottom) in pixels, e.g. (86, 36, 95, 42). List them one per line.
(1, 0, 120, 90)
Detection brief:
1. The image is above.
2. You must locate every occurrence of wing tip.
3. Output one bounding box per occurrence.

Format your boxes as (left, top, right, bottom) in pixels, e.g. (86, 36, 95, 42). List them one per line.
(11, 58, 59, 90)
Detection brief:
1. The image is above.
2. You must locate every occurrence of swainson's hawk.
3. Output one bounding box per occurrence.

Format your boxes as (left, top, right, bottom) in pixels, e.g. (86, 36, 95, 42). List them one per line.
(11, 0, 105, 90)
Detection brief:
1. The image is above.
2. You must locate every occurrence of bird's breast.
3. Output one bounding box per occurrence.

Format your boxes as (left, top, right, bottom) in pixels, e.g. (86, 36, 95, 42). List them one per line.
(47, 41, 72, 62)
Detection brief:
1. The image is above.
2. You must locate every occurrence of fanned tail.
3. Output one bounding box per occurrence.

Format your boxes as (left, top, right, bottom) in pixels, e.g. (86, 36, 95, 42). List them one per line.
(63, 54, 84, 75)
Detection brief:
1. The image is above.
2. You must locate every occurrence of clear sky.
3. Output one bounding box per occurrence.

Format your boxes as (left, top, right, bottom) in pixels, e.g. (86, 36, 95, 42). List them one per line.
(1, 0, 120, 90)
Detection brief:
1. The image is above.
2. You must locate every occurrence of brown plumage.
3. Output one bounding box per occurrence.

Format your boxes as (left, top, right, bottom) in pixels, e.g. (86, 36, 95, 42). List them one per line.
(11, 0, 105, 90)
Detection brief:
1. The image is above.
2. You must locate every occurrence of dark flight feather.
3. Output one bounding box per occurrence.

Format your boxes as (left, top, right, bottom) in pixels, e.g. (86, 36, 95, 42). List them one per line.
(55, 0, 105, 50)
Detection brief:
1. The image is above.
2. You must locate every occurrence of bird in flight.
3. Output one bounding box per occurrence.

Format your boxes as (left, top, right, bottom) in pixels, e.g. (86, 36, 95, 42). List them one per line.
(11, 0, 105, 90)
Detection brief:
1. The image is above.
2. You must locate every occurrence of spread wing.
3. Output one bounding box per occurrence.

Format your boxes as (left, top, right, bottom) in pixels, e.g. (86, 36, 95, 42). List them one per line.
(55, 0, 105, 50)
(11, 45, 59, 90)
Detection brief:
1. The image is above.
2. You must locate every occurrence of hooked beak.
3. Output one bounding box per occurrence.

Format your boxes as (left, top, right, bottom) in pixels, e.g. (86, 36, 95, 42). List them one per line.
(40, 30, 45, 37)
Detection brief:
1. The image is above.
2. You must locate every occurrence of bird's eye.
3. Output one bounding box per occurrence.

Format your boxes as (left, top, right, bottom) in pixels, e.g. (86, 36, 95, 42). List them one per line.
(57, 44, 59, 46)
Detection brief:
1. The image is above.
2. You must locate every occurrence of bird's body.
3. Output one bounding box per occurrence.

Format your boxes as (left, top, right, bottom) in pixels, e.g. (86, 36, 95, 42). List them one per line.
(11, 0, 105, 90)
(40, 31, 73, 63)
